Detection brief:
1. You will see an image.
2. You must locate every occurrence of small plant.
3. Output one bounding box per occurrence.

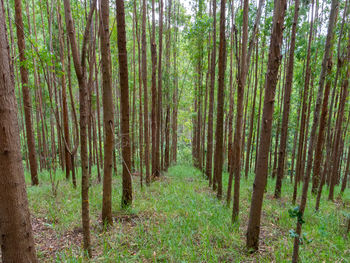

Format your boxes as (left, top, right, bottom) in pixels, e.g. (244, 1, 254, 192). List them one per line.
(288, 206, 312, 245)
(288, 206, 305, 224)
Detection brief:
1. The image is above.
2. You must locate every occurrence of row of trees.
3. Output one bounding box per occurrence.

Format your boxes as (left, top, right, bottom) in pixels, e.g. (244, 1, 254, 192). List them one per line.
(1, 0, 183, 260)
(188, 0, 349, 261)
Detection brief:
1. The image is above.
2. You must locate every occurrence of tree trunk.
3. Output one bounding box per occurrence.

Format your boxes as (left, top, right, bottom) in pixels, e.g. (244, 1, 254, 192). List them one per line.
(142, 0, 150, 185)
(206, 0, 216, 186)
(63, 0, 96, 256)
(232, 0, 249, 220)
(292, 0, 339, 260)
(213, 0, 227, 200)
(246, 0, 287, 250)
(151, 0, 159, 178)
(0, 2, 38, 260)
(14, 0, 39, 186)
(101, 0, 115, 225)
(116, 0, 133, 206)
(274, 0, 300, 198)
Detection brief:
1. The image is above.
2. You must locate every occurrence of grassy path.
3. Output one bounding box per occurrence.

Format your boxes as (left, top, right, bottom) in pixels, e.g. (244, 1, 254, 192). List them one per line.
(26, 165, 350, 262)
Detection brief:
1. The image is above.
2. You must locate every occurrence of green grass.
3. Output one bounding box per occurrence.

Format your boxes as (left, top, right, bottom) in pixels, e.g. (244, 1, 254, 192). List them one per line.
(25, 165, 350, 262)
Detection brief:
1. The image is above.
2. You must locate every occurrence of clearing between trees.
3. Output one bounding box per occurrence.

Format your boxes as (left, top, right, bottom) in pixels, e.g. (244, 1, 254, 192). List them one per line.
(27, 165, 349, 262)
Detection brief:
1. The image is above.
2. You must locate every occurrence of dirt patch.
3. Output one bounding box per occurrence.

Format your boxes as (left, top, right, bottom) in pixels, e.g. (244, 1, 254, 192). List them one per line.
(113, 213, 142, 227)
(32, 217, 82, 261)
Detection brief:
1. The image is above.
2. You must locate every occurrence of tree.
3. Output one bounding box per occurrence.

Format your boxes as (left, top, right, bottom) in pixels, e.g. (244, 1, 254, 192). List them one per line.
(116, 0, 133, 206)
(0, 2, 37, 260)
(206, 0, 216, 186)
(292, 0, 339, 260)
(14, 0, 39, 186)
(274, 0, 300, 198)
(232, 0, 249, 220)
(63, 0, 97, 256)
(246, 0, 287, 250)
(151, 0, 159, 178)
(100, 0, 114, 225)
(142, 0, 150, 185)
(213, 0, 227, 200)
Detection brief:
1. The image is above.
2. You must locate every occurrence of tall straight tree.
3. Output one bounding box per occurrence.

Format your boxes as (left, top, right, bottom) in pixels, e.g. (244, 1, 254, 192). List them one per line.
(63, 0, 97, 256)
(142, 0, 150, 185)
(274, 0, 300, 198)
(232, 0, 249, 220)
(0, 1, 37, 260)
(206, 0, 216, 186)
(14, 0, 39, 186)
(116, 0, 133, 206)
(100, 0, 114, 225)
(151, 0, 159, 177)
(246, 0, 287, 250)
(157, 0, 164, 175)
(213, 0, 227, 200)
(292, 0, 339, 261)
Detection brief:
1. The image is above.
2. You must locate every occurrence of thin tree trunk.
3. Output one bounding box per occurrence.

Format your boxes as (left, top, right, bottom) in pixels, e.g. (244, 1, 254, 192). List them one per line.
(246, 0, 287, 250)
(151, 0, 158, 178)
(63, 0, 96, 256)
(116, 0, 133, 206)
(142, 0, 150, 185)
(274, 0, 300, 198)
(14, 0, 39, 186)
(213, 0, 227, 200)
(101, 0, 115, 225)
(206, 0, 216, 186)
(292, 0, 339, 260)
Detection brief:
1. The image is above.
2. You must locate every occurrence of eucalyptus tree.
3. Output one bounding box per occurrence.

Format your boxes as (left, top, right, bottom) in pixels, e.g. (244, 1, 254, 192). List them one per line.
(246, 0, 287, 250)
(14, 0, 38, 186)
(116, 0, 133, 206)
(0, 2, 37, 261)
(101, 0, 114, 225)
(63, 0, 97, 256)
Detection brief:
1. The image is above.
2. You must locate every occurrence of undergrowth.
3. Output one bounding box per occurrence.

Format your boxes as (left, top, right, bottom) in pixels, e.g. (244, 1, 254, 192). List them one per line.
(25, 165, 350, 262)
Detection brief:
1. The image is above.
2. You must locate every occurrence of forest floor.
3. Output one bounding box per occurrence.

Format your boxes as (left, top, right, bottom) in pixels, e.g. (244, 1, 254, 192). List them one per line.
(26, 165, 350, 262)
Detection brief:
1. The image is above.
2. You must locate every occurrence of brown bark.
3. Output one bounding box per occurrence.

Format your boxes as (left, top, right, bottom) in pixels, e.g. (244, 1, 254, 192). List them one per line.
(232, 0, 249, 220)
(328, 77, 348, 200)
(292, 2, 316, 203)
(0, 2, 37, 260)
(133, 0, 143, 187)
(292, 0, 339, 260)
(244, 41, 259, 180)
(151, 0, 159, 178)
(171, 4, 179, 165)
(63, 0, 97, 256)
(274, 0, 300, 198)
(205, 0, 216, 186)
(246, 0, 287, 250)
(116, 0, 133, 206)
(100, 0, 114, 225)
(142, 0, 150, 185)
(213, 0, 226, 200)
(157, 0, 163, 174)
(14, 0, 39, 186)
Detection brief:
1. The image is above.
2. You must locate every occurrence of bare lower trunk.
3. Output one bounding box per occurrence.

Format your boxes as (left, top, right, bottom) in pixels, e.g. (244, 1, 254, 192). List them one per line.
(246, 0, 287, 250)
(116, 0, 133, 206)
(0, 2, 37, 259)
(274, 0, 300, 198)
(101, 0, 115, 225)
(213, 0, 227, 200)
(14, 0, 38, 186)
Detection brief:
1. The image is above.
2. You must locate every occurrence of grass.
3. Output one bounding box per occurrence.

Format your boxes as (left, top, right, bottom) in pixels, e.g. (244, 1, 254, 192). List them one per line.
(25, 164, 350, 262)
